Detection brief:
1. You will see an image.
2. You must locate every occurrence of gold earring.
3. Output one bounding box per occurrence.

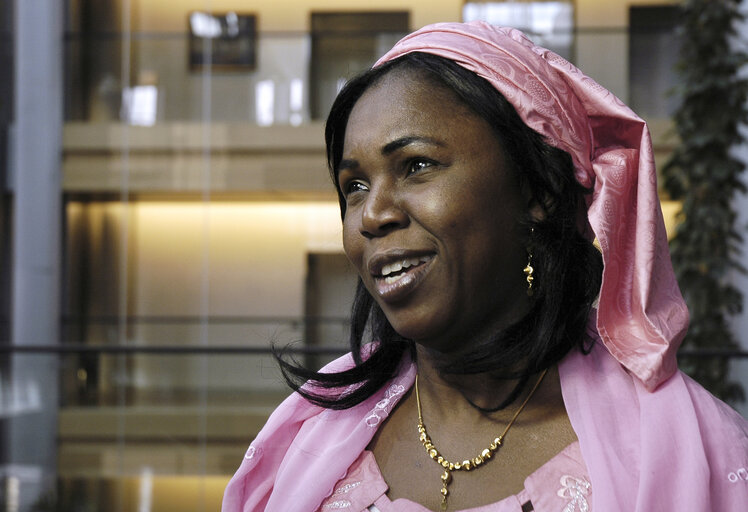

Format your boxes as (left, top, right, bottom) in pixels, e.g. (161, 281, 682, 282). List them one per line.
(524, 229, 534, 296)
(524, 254, 534, 296)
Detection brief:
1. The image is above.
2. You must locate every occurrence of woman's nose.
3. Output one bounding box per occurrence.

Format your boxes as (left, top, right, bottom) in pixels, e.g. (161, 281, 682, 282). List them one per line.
(360, 185, 408, 238)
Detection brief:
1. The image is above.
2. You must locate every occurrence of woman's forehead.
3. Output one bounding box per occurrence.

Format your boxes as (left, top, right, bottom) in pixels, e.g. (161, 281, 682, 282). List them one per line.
(343, 71, 475, 147)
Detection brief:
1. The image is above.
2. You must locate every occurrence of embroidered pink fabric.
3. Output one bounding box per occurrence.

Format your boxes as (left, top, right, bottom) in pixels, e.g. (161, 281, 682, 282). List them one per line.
(375, 21, 688, 391)
(316, 443, 590, 511)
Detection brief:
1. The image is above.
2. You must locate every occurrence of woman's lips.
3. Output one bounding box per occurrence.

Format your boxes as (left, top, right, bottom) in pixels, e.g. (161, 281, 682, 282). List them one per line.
(372, 255, 434, 302)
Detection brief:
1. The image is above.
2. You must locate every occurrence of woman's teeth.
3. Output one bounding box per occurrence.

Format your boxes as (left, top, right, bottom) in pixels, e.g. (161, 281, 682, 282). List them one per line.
(381, 256, 431, 283)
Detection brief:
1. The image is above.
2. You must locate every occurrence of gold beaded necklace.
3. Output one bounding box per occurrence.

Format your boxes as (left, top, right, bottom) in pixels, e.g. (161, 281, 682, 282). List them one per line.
(415, 368, 548, 511)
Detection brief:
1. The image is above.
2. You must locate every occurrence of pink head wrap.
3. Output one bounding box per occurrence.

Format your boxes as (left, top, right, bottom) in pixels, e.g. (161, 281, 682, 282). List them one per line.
(376, 21, 689, 391)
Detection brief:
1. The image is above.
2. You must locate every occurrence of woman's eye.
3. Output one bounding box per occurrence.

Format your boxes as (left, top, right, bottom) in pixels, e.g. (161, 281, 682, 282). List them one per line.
(343, 180, 368, 196)
(407, 159, 434, 174)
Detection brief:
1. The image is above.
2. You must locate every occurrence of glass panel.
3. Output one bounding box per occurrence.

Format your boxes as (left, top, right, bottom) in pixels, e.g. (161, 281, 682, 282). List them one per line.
(65, 32, 313, 124)
(62, 27, 435, 124)
(463, 1, 574, 61)
(629, 5, 681, 119)
(309, 12, 410, 119)
(4, 350, 347, 511)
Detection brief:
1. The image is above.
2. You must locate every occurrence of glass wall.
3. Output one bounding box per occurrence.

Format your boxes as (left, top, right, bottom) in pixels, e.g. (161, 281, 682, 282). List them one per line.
(463, 1, 574, 60)
(65, 30, 314, 125)
(64, 8, 408, 125)
(628, 5, 681, 119)
(45, 2, 388, 510)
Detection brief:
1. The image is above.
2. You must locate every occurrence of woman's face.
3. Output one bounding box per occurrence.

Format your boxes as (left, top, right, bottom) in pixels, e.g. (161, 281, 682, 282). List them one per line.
(338, 70, 530, 353)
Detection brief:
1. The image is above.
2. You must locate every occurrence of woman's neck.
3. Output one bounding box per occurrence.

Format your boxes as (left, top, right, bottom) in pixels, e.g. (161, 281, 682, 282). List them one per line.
(414, 344, 529, 414)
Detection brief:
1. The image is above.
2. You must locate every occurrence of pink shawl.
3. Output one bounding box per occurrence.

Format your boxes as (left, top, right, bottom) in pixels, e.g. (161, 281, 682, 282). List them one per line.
(222, 339, 748, 511)
(223, 22, 747, 511)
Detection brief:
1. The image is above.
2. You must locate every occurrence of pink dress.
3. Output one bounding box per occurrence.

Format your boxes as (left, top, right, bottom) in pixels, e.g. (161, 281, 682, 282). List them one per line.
(317, 443, 590, 512)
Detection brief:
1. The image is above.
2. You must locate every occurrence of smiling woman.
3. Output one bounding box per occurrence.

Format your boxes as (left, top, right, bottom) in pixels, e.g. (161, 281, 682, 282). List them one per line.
(340, 69, 532, 351)
(222, 22, 748, 512)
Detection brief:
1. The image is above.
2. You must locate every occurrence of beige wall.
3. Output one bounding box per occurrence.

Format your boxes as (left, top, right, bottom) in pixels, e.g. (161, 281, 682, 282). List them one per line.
(130, 201, 341, 319)
(133, 0, 462, 33)
(577, 0, 679, 27)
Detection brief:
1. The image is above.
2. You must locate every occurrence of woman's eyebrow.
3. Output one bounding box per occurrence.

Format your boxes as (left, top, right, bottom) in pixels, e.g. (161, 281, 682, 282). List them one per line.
(381, 135, 444, 155)
(338, 158, 358, 172)
(338, 136, 445, 172)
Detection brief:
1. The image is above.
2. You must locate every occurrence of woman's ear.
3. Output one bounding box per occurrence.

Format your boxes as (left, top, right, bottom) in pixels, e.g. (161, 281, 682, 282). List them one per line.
(527, 195, 546, 223)
(518, 176, 546, 223)
(530, 202, 545, 222)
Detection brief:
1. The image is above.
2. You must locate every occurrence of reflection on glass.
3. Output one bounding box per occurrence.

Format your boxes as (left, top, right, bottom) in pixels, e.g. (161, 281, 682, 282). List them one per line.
(189, 12, 224, 39)
(255, 79, 275, 126)
(463, 1, 573, 60)
(289, 78, 304, 126)
(0, 374, 42, 417)
(138, 467, 153, 512)
(122, 85, 158, 126)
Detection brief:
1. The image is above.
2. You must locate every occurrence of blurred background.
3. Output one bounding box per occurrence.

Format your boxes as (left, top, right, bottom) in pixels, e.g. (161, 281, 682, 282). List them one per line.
(1, 0, 747, 511)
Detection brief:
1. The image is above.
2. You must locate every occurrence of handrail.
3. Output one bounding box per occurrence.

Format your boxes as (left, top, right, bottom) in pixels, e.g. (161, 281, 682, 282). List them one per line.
(0, 344, 745, 359)
(59, 315, 349, 325)
(0, 344, 346, 355)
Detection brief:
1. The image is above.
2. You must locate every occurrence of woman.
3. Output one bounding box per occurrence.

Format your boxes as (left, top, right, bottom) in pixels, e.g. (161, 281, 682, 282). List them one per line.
(223, 22, 748, 511)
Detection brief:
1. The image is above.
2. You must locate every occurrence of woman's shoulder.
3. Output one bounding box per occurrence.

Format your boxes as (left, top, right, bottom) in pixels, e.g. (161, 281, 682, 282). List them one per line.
(562, 340, 748, 510)
(565, 337, 747, 435)
(222, 351, 416, 512)
(677, 368, 748, 446)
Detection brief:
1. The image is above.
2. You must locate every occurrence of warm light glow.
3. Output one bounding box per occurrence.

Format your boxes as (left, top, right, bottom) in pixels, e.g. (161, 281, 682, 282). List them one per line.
(149, 476, 230, 511)
(114, 475, 231, 511)
(65, 201, 344, 318)
(661, 200, 680, 240)
(138, 468, 153, 512)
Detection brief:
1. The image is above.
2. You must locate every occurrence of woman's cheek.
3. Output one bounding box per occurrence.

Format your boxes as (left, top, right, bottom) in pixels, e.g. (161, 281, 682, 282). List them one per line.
(412, 188, 452, 226)
(342, 223, 363, 270)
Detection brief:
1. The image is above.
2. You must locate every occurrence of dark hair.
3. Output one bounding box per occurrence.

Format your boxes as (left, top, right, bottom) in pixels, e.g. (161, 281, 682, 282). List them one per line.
(275, 52, 603, 410)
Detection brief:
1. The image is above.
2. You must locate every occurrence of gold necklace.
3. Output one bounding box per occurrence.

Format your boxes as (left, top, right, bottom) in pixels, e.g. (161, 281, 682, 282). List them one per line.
(415, 368, 548, 511)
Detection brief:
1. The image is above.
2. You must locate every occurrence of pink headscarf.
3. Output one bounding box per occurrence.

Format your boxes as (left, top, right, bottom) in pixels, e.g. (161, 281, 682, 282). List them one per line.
(376, 21, 689, 391)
